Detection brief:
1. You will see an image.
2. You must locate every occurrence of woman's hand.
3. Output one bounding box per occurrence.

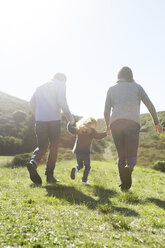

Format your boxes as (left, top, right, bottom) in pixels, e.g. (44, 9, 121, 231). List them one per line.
(106, 127, 111, 136)
(155, 124, 163, 134)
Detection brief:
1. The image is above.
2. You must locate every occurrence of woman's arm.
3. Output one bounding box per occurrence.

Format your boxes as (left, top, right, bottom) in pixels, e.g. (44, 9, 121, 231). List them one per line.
(140, 86, 159, 125)
(140, 86, 163, 133)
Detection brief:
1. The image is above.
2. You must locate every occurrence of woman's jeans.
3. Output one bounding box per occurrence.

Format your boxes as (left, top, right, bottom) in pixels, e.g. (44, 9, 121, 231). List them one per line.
(31, 120, 61, 175)
(75, 153, 91, 182)
(111, 119, 140, 181)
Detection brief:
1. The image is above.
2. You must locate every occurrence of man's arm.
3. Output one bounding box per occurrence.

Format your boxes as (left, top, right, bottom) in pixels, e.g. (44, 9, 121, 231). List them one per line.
(67, 123, 77, 135)
(29, 93, 36, 115)
(104, 88, 111, 130)
(57, 83, 74, 123)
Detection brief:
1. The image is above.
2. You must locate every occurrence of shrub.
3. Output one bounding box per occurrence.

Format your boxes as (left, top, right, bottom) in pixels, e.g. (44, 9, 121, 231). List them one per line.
(0, 136, 22, 155)
(39, 148, 74, 164)
(7, 153, 32, 168)
(12, 110, 26, 123)
(57, 148, 74, 161)
(91, 152, 104, 161)
(153, 161, 165, 172)
(140, 125, 149, 132)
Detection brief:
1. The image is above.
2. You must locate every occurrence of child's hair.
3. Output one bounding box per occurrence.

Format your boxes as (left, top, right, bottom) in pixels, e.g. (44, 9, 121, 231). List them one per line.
(76, 117, 97, 134)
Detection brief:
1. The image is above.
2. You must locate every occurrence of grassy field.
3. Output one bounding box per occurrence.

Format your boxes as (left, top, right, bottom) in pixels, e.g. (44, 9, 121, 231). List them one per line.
(0, 157, 165, 248)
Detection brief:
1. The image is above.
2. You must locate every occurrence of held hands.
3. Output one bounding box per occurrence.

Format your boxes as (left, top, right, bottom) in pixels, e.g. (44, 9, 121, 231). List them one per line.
(155, 124, 163, 134)
(106, 127, 111, 136)
(69, 119, 75, 126)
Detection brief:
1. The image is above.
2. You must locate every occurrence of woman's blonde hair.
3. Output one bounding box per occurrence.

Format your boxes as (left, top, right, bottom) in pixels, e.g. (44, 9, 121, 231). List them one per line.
(76, 117, 97, 134)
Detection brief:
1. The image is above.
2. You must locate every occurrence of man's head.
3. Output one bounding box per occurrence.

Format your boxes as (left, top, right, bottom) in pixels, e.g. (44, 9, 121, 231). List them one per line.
(53, 73, 67, 83)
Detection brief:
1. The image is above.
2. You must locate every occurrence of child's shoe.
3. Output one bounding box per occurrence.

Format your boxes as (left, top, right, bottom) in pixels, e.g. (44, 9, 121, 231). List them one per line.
(70, 167, 78, 180)
(82, 181, 90, 185)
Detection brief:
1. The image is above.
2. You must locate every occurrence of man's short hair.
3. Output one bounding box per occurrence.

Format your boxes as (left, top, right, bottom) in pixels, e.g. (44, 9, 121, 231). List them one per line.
(53, 73, 67, 83)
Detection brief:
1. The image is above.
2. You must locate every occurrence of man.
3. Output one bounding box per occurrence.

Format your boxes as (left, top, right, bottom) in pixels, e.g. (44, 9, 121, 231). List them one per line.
(27, 73, 74, 185)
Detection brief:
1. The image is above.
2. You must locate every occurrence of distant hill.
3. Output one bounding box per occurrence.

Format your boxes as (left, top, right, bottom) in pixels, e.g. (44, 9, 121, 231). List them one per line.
(0, 91, 164, 167)
(0, 92, 106, 159)
(0, 91, 29, 114)
(0, 91, 29, 137)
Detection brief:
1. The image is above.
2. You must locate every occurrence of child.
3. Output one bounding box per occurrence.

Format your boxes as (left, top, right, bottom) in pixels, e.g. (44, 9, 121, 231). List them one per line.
(67, 117, 107, 185)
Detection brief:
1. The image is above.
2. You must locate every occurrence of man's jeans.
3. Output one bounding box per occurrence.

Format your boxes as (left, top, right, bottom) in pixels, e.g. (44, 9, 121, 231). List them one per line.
(111, 119, 140, 181)
(76, 153, 91, 182)
(31, 121, 61, 174)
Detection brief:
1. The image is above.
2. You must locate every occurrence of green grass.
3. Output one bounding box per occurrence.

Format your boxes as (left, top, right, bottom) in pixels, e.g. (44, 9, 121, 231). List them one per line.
(0, 157, 165, 247)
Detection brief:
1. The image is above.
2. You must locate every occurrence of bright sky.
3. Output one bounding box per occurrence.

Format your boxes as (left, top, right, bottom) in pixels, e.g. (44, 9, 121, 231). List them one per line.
(0, 0, 165, 118)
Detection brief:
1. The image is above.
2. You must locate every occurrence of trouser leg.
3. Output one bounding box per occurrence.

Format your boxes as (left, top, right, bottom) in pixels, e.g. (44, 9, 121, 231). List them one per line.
(82, 154, 91, 182)
(76, 153, 84, 171)
(125, 124, 140, 172)
(31, 122, 49, 166)
(45, 140, 59, 175)
(111, 123, 126, 182)
(45, 120, 61, 176)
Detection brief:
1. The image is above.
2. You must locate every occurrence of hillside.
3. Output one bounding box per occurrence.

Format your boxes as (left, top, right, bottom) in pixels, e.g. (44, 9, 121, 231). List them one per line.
(0, 91, 29, 114)
(0, 91, 29, 137)
(0, 157, 165, 247)
(0, 92, 107, 159)
(0, 91, 164, 167)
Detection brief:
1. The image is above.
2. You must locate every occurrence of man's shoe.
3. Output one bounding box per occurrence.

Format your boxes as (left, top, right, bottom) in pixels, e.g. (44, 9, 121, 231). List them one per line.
(46, 175, 59, 184)
(27, 162, 42, 185)
(70, 167, 78, 180)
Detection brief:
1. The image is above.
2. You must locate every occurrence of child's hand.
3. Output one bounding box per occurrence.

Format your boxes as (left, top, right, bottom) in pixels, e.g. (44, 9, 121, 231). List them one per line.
(106, 128, 111, 136)
(69, 119, 75, 126)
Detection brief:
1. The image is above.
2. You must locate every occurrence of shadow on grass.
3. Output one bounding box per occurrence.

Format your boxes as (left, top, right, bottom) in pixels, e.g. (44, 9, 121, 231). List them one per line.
(93, 185, 117, 204)
(147, 197, 165, 210)
(44, 184, 139, 216)
(111, 206, 139, 216)
(30, 183, 42, 188)
(44, 184, 97, 209)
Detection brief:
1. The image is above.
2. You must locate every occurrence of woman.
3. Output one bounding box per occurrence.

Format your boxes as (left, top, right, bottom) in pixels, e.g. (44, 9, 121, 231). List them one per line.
(104, 67, 162, 191)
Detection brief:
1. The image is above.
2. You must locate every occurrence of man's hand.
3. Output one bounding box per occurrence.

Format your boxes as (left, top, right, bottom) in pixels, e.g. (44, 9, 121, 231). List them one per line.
(69, 119, 75, 126)
(155, 124, 163, 134)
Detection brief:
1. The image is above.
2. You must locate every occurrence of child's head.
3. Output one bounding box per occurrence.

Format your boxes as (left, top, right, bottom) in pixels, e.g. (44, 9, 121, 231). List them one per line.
(76, 117, 97, 133)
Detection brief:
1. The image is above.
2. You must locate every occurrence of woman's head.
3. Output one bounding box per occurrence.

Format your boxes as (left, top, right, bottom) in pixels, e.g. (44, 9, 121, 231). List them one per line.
(117, 66, 134, 82)
(76, 117, 97, 133)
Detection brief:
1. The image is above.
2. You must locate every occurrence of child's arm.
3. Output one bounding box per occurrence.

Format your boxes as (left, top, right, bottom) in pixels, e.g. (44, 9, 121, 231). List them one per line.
(92, 129, 107, 139)
(67, 123, 77, 136)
